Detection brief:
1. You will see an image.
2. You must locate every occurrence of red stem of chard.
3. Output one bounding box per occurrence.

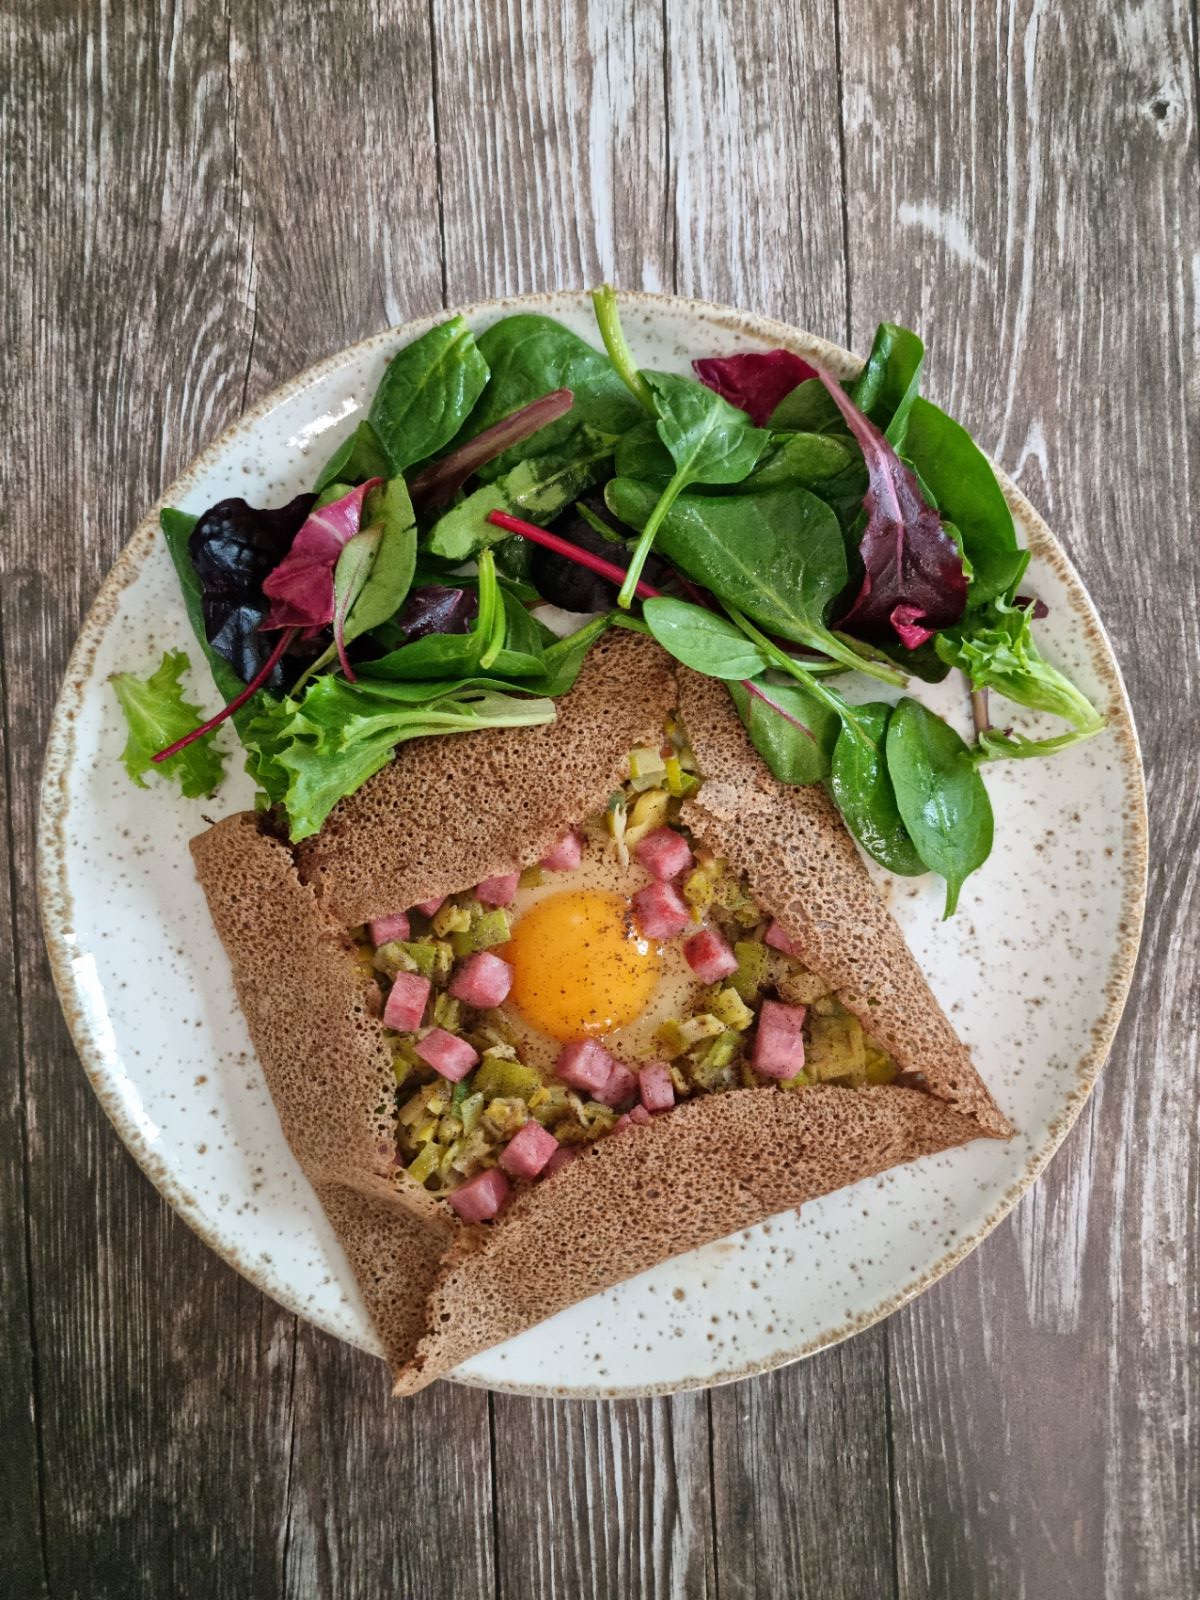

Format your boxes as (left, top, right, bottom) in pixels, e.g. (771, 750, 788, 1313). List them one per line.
(151, 626, 296, 763)
(485, 511, 662, 600)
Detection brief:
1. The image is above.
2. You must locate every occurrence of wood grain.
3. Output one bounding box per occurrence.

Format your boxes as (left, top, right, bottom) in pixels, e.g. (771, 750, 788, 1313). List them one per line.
(2, 0, 1197, 1595)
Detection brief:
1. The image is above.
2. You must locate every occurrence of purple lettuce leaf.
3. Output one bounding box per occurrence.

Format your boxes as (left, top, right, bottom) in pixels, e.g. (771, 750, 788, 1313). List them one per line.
(812, 368, 968, 646)
(261, 479, 383, 631)
(692, 349, 819, 426)
(390, 584, 479, 642)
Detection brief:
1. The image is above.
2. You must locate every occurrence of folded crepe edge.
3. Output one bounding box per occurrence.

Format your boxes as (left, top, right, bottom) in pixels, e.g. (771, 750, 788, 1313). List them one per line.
(189, 629, 1011, 1397)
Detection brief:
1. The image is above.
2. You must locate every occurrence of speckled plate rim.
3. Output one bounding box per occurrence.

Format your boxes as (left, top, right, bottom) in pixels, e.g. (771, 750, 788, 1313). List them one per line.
(38, 289, 1148, 1398)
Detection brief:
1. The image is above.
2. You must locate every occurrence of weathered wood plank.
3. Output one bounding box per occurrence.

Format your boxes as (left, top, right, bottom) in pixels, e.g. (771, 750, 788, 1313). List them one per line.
(490, 1395, 715, 1599)
(839, 1, 1200, 1595)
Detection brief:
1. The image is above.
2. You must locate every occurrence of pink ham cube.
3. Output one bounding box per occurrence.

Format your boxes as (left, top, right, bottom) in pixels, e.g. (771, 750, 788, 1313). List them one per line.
(414, 1028, 479, 1082)
(543, 1145, 578, 1178)
(595, 1061, 638, 1110)
(370, 911, 410, 945)
(414, 896, 445, 918)
(476, 871, 519, 906)
(499, 1118, 559, 1180)
(632, 880, 691, 941)
(614, 1104, 653, 1134)
(638, 1062, 675, 1113)
(765, 920, 798, 955)
(449, 951, 513, 1009)
(634, 826, 694, 881)
(448, 1167, 511, 1223)
(382, 971, 430, 1032)
(555, 1038, 614, 1096)
(682, 926, 739, 983)
(541, 829, 583, 871)
(753, 999, 807, 1080)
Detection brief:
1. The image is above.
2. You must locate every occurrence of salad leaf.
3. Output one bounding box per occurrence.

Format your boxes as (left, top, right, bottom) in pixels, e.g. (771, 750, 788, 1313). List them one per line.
(425, 433, 615, 561)
(606, 477, 901, 682)
(528, 614, 611, 696)
(850, 323, 925, 446)
(261, 479, 382, 630)
(812, 368, 969, 648)
(368, 316, 489, 475)
(830, 702, 924, 875)
(885, 697, 994, 916)
(112, 650, 226, 798)
(160, 509, 252, 711)
(642, 596, 772, 679)
(692, 348, 818, 426)
(372, 584, 479, 648)
(616, 369, 768, 605)
(936, 597, 1105, 756)
(528, 498, 667, 612)
(183, 496, 317, 691)
(408, 388, 574, 509)
(312, 419, 391, 494)
(768, 379, 844, 434)
(742, 431, 858, 491)
(463, 313, 644, 477)
(902, 398, 1025, 605)
(727, 675, 840, 785)
(309, 476, 419, 681)
(244, 680, 555, 841)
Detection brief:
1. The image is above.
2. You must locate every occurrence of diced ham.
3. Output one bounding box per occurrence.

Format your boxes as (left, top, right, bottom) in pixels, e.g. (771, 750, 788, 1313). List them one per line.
(541, 830, 583, 871)
(414, 896, 445, 918)
(448, 1167, 511, 1223)
(555, 1038, 614, 1096)
(499, 1118, 559, 1180)
(638, 1062, 675, 1113)
(476, 871, 520, 906)
(632, 880, 692, 941)
(595, 1061, 638, 1110)
(682, 926, 739, 983)
(634, 826, 694, 881)
(449, 950, 513, 1009)
(614, 1104, 653, 1134)
(414, 1028, 479, 1081)
(382, 971, 430, 1032)
(543, 1145, 578, 1178)
(753, 999, 807, 1080)
(369, 911, 410, 945)
(765, 920, 798, 955)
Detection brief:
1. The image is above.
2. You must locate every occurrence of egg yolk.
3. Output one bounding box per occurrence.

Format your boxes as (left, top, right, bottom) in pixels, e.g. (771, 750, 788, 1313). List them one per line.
(505, 889, 662, 1040)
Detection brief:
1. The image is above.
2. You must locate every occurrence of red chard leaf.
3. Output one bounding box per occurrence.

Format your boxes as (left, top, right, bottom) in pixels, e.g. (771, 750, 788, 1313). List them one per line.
(812, 368, 968, 646)
(261, 479, 383, 631)
(692, 349, 818, 426)
(408, 388, 575, 510)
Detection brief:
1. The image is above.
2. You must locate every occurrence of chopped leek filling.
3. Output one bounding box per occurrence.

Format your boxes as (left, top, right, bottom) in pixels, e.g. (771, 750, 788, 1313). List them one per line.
(361, 720, 897, 1197)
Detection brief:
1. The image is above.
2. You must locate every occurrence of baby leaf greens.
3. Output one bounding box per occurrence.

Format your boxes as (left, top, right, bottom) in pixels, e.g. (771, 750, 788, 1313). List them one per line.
(112, 651, 226, 798)
(127, 292, 1102, 917)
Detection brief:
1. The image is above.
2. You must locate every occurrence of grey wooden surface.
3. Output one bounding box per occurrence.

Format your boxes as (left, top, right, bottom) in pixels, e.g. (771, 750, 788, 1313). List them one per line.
(2, 1, 1197, 1596)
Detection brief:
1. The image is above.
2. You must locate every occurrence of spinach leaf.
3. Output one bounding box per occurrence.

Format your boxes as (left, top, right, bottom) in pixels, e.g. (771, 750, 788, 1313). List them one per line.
(727, 675, 840, 785)
(902, 397, 1024, 605)
(312, 419, 391, 493)
(885, 697, 994, 916)
(463, 314, 644, 477)
(425, 433, 615, 561)
(643, 597, 772, 679)
(111, 649, 227, 798)
(851, 323, 925, 446)
(528, 613, 612, 696)
(367, 316, 489, 475)
(606, 477, 900, 683)
(768, 378, 844, 433)
(614, 418, 673, 482)
(742, 431, 857, 491)
(830, 702, 924, 875)
(617, 370, 769, 605)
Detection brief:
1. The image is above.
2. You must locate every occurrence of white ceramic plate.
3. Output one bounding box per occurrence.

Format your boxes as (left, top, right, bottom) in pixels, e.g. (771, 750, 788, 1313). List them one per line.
(39, 291, 1147, 1396)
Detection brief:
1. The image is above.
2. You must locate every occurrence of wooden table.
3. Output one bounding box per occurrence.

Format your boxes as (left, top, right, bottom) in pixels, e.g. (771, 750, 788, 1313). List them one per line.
(3, 2, 1196, 1595)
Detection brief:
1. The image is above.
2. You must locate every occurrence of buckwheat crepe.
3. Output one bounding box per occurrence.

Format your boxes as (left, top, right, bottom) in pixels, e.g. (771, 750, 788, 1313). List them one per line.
(191, 631, 1010, 1394)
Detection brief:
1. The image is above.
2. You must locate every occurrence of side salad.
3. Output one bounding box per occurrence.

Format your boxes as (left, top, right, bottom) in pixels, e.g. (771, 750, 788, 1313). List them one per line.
(115, 287, 1104, 916)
